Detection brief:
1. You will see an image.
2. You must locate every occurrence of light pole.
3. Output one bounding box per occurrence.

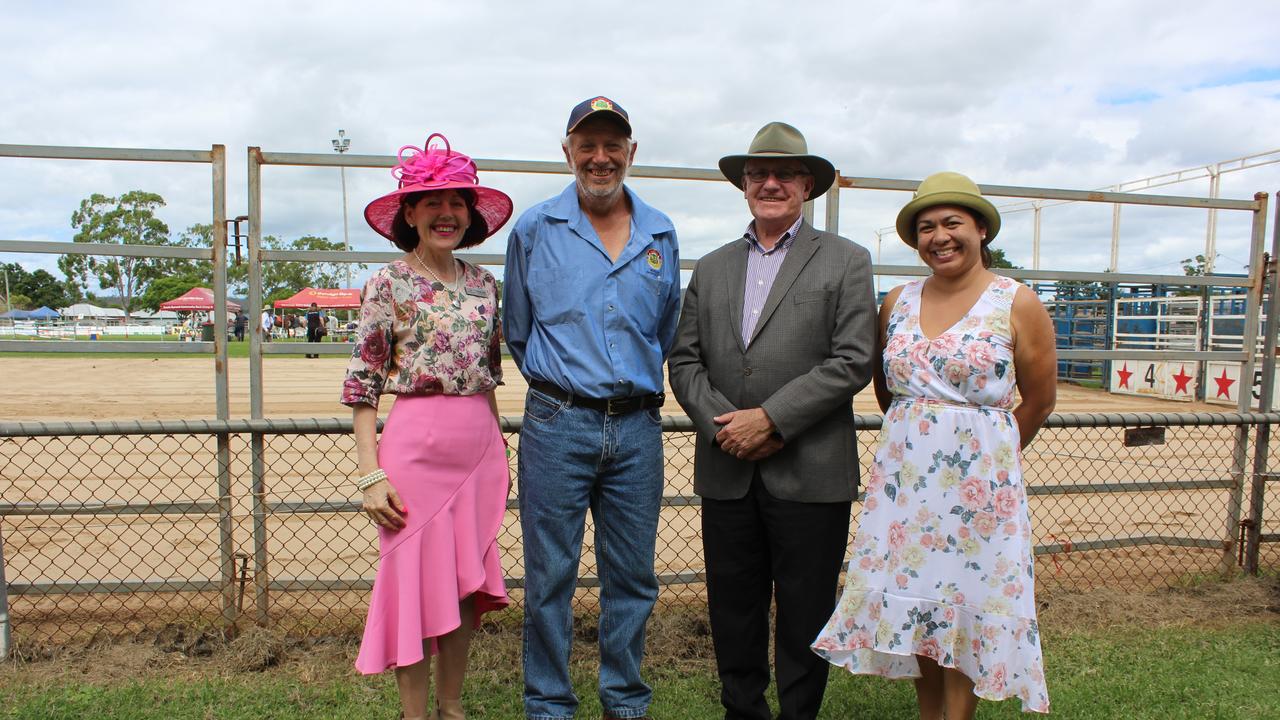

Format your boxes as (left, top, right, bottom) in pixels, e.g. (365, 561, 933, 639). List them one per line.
(331, 129, 352, 289)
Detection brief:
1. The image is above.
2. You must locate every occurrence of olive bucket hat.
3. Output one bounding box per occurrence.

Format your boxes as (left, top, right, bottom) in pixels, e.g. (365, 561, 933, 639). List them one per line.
(895, 171, 1001, 247)
(718, 121, 836, 198)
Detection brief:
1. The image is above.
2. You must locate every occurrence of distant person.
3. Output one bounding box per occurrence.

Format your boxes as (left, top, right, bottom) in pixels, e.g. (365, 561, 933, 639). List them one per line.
(259, 309, 273, 342)
(668, 121, 876, 720)
(342, 132, 513, 720)
(503, 96, 680, 720)
(811, 172, 1057, 717)
(234, 311, 247, 341)
(305, 303, 325, 358)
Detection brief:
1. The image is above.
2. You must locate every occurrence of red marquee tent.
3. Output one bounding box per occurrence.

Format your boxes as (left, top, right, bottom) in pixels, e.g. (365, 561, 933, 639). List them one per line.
(159, 287, 241, 312)
(273, 287, 361, 310)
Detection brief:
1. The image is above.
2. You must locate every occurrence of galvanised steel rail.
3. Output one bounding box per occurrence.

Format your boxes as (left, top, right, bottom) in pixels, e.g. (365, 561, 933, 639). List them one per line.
(2, 142, 1277, 649)
(0, 143, 231, 401)
(7, 411, 1280, 437)
(0, 143, 236, 642)
(1, 411, 1277, 645)
(0, 145, 215, 163)
(248, 147, 1268, 372)
(1244, 193, 1280, 573)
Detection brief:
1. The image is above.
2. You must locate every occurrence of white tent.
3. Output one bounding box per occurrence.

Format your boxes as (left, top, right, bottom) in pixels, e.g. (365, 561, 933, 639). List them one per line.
(132, 309, 180, 320)
(59, 303, 126, 319)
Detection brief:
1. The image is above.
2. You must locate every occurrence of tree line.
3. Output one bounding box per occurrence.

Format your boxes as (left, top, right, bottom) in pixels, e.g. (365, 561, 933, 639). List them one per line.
(33, 190, 365, 320)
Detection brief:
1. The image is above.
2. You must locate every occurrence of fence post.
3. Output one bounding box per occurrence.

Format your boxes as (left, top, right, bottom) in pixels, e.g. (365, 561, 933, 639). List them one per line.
(1224, 192, 1271, 572)
(247, 147, 270, 624)
(825, 173, 841, 236)
(0, 521, 10, 659)
(1246, 193, 1280, 574)
(216, 432, 237, 631)
(250, 434, 269, 625)
(1104, 281, 1117, 385)
(210, 145, 238, 632)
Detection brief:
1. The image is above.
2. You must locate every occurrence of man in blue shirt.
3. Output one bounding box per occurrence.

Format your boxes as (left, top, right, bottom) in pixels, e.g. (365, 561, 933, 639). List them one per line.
(504, 96, 680, 720)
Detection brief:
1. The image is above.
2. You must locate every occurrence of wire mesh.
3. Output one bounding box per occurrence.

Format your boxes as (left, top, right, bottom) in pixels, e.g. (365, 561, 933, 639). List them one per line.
(1, 417, 1275, 647)
(0, 432, 247, 644)
(1026, 423, 1246, 590)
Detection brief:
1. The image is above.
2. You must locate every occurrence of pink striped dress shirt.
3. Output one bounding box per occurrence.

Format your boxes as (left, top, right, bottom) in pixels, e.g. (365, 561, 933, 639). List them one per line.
(740, 215, 804, 345)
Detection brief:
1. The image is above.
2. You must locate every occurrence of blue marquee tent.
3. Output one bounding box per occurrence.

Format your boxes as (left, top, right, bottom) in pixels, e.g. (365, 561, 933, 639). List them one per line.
(0, 306, 61, 320)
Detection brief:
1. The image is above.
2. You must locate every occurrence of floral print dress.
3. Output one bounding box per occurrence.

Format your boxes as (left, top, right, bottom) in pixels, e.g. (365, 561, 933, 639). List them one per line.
(341, 259, 502, 408)
(812, 274, 1049, 713)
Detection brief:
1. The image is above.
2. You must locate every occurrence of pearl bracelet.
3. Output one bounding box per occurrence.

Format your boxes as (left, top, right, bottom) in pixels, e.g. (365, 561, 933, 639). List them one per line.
(356, 468, 388, 491)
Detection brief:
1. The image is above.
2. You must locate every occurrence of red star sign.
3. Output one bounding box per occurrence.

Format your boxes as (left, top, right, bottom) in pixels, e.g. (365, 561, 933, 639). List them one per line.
(1171, 365, 1192, 394)
(1214, 368, 1236, 399)
(1116, 363, 1133, 389)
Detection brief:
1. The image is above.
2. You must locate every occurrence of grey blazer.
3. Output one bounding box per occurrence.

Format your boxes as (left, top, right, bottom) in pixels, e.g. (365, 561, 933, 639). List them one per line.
(668, 221, 877, 502)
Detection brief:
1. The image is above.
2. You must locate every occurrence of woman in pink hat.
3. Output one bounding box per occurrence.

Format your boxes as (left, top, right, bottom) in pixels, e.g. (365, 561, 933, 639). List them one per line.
(341, 133, 514, 720)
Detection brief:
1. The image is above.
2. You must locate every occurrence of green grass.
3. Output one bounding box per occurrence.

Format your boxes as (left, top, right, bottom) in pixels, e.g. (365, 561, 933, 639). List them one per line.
(3, 622, 1276, 719)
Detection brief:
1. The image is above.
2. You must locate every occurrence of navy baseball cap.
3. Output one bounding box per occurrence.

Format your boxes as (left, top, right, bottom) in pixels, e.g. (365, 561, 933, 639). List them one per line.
(566, 96, 632, 137)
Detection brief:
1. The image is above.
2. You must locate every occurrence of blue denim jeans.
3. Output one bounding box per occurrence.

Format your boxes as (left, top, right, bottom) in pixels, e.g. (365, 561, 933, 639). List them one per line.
(518, 387, 664, 720)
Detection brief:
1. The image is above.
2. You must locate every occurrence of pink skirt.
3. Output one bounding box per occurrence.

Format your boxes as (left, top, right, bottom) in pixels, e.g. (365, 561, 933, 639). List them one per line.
(354, 392, 510, 674)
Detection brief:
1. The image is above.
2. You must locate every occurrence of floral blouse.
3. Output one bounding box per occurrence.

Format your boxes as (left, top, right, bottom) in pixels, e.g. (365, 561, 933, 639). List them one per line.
(341, 259, 502, 408)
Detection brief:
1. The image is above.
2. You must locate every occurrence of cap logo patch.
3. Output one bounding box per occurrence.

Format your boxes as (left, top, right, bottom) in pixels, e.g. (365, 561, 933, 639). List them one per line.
(591, 97, 613, 111)
(646, 248, 662, 271)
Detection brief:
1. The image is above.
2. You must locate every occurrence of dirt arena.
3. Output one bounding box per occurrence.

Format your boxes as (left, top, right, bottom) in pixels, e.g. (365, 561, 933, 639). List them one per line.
(0, 356, 1233, 422)
(1, 356, 1269, 642)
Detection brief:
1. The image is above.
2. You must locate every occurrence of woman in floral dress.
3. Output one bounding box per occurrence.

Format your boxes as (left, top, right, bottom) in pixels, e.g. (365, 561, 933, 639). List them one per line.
(342, 133, 514, 720)
(812, 172, 1057, 717)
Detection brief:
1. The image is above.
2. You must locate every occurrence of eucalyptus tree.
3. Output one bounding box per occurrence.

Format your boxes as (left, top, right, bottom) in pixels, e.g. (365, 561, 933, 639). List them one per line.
(59, 190, 172, 321)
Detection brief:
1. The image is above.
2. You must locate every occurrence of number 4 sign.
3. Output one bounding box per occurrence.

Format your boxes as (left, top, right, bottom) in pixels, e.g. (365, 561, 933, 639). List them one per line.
(1111, 360, 1195, 401)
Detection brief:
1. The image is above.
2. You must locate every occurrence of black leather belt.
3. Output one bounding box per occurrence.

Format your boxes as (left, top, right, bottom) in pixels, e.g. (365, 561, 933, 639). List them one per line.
(529, 379, 664, 416)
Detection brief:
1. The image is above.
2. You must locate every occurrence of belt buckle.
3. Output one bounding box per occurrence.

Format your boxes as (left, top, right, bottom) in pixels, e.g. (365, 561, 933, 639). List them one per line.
(606, 397, 627, 416)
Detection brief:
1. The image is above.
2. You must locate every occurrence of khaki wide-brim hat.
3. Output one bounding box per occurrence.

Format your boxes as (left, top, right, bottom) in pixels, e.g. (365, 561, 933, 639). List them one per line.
(718, 121, 836, 198)
(895, 171, 1001, 247)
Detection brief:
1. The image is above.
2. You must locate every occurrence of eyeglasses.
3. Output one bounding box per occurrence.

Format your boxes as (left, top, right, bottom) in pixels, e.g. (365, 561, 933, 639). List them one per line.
(743, 168, 810, 184)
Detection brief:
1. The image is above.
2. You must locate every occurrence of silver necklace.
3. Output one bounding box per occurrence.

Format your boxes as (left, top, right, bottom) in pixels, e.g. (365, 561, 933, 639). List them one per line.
(411, 249, 462, 307)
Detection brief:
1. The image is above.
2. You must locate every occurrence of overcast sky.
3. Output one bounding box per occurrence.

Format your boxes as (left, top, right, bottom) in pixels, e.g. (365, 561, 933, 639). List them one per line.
(3, 0, 1279, 293)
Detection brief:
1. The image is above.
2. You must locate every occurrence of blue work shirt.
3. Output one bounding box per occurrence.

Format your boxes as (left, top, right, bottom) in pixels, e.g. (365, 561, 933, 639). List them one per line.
(503, 182, 681, 399)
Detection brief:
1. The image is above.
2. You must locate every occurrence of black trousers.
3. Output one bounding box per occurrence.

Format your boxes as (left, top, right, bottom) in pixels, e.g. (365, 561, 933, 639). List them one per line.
(305, 326, 321, 356)
(702, 472, 852, 720)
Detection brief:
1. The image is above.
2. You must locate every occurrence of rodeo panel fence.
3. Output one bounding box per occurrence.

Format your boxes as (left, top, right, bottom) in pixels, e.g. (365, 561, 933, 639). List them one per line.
(2, 412, 1277, 648)
(3, 143, 1278, 654)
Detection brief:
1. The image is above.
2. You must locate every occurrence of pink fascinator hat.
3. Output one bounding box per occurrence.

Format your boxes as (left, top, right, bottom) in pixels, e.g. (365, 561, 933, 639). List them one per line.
(364, 133, 513, 247)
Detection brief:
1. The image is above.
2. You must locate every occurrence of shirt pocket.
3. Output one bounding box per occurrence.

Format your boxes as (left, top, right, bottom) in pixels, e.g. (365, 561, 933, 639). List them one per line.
(528, 266, 586, 325)
(628, 271, 671, 326)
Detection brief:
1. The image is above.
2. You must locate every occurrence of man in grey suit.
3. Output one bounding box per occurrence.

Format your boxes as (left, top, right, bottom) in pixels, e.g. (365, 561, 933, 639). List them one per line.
(668, 122, 876, 720)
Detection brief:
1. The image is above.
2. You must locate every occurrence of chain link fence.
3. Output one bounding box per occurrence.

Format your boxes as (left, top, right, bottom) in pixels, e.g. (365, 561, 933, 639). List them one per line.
(2, 412, 1277, 648)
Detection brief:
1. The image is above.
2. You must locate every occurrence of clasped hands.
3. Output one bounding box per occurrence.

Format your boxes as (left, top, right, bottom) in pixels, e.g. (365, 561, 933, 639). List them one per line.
(714, 407, 784, 461)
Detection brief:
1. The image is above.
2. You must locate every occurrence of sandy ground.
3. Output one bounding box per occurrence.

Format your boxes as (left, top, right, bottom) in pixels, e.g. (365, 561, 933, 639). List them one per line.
(0, 356, 1233, 422)
(1, 356, 1271, 642)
